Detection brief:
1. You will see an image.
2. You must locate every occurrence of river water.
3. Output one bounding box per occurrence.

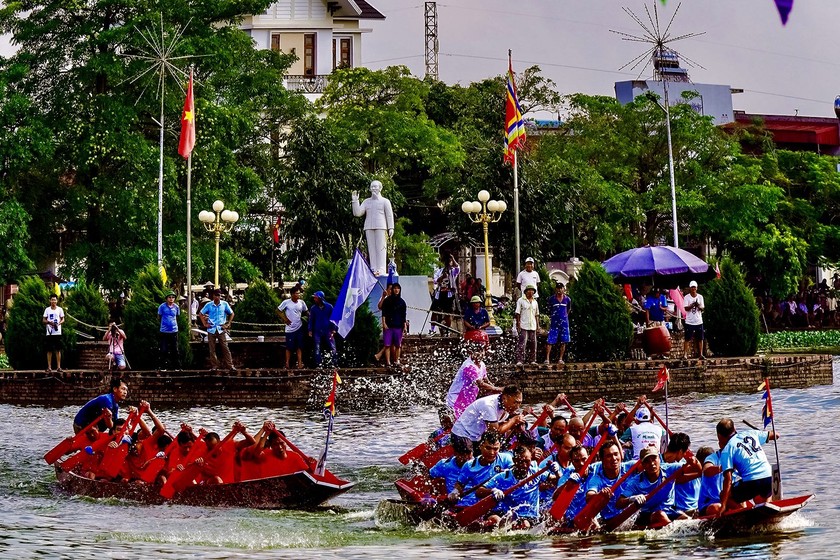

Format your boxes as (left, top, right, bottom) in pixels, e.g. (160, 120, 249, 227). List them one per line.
(1, 360, 837, 559)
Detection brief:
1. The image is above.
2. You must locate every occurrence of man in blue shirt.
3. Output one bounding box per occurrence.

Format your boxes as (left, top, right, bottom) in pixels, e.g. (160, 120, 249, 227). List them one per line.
(717, 417, 777, 511)
(463, 296, 490, 332)
(544, 283, 571, 364)
(157, 291, 181, 370)
(308, 291, 336, 366)
(429, 437, 473, 494)
(199, 289, 235, 372)
(644, 287, 668, 324)
(73, 378, 127, 433)
(448, 431, 514, 507)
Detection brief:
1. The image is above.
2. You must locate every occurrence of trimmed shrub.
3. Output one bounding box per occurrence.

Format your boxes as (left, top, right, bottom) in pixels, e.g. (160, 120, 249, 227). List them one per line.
(568, 260, 634, 361)
(305, 257, 380, 367)
(64, 279, 109, 340)
(124, 264, 192, 369)
(704, 258, 760, 357)
(234, 278, 283, 335)
(6, 276, 77, 369)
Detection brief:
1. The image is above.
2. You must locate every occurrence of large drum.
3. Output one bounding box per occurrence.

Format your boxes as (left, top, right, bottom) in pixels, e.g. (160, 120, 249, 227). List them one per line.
(643, 323, 671, 356)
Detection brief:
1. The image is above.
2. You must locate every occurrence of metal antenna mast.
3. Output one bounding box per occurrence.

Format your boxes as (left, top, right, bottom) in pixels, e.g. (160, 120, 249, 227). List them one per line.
(424, 2, 439, 80)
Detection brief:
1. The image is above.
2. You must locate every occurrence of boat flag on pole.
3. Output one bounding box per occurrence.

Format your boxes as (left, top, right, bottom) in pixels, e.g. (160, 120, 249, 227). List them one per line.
(758, 378, 774, 427)
(316, 369, 342, 475)
(652, 365, 670, 392)
(178, 69, 196, 159)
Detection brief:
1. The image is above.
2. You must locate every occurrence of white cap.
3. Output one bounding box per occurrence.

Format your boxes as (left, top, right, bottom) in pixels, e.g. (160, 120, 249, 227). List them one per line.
(525, 257, 535, 263)
(635, 408, 651, 422)
(689, 280, 698, 288)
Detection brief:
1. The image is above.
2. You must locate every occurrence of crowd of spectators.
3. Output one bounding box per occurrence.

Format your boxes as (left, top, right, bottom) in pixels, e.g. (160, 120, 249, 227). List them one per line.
(757, 275, 839, 330)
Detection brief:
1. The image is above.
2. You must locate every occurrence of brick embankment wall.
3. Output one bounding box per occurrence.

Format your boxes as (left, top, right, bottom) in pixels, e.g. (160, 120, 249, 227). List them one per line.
(0, 354, 832, 409)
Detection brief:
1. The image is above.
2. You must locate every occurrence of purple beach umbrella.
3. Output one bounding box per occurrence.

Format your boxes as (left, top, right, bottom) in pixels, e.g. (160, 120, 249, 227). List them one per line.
(602, 245, 713, 287)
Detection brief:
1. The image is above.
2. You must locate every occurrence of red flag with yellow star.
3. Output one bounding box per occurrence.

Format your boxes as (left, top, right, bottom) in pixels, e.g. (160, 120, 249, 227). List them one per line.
(178, 70, 195, 159)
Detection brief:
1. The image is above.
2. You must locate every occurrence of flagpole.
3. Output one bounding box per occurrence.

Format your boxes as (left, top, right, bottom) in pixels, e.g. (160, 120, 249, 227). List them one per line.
(186, 151, 192, 304)
(513, 149, 521, 275)
(664, 377, 670, 446)
(158, 76, 165, 267)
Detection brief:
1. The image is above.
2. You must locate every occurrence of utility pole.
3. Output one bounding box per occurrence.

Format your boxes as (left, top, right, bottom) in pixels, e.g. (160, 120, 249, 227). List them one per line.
(424, 2, 439, 80)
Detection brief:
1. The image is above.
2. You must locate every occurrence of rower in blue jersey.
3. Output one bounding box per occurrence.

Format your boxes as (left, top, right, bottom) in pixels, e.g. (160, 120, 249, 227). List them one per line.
(716, 417, 778, 511)
(549, 444, 596, 522)
(447, 431, 513, 507)
(429, 437, 473, 494)
(584, 440, 638, 525)
(537, 433, 576, 506)
(662, 432, 702, 516)
(476, 444, 557, 529)
(617, 447, 700, 527)
(696, 446, 724, 516)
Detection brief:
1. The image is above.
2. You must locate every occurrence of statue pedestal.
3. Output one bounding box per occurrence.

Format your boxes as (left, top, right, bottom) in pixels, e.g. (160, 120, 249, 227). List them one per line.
(367, 276, 432, 335)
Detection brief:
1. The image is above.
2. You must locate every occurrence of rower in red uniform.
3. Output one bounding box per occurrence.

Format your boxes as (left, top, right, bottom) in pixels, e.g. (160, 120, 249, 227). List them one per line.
(240, 421, 309, 481)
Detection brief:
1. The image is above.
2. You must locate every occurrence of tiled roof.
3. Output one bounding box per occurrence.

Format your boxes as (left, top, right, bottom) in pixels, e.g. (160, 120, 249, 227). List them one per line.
(354, 0, 385, 19)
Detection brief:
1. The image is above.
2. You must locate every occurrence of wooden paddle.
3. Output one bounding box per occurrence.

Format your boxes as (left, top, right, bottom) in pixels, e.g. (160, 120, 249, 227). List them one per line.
(549, 432, 609, 521)
(645, 403, 674, 436)
(44, 410, 109, 464)
(571, 459, 642, 531)
(56, 408, 141, 474)
(562, 397, 577, 417)
(601, 465, 686, 532)
(454, 464, 551, 527)
(398, 430, 451, 465)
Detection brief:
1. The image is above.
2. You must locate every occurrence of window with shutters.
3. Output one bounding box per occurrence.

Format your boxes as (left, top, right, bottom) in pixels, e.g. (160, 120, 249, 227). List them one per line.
(303, 33, 316, 76)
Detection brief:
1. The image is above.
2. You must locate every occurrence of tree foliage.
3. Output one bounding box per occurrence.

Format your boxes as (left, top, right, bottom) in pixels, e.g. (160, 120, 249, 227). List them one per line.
(234, 278, 282, 334)
(6, 277, 51, 369)
(0, 199, 35, 284)
(63, 279, 110, 339)
(703, 258, 760, 357)
(568, 260, 633, 361)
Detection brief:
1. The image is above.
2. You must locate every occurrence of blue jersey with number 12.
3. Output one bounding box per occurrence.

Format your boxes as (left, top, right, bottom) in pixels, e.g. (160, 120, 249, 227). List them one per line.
(719, 430, 771, 482)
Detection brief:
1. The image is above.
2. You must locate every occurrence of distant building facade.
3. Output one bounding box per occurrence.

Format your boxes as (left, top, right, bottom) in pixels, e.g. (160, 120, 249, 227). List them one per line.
(241, 0, 384, 100)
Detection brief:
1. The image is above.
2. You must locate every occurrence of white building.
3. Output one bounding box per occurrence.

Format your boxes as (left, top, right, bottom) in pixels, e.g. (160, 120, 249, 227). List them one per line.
(241, 0, 384, 100)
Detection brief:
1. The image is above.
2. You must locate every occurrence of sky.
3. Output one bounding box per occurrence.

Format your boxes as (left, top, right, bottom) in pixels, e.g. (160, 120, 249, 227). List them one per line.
(362, 0, 839, 119)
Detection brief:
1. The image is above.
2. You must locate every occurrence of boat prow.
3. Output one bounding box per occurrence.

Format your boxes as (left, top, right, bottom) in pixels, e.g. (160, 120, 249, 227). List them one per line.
(698, 494, 813, 537)
(54, 465, 355, 509)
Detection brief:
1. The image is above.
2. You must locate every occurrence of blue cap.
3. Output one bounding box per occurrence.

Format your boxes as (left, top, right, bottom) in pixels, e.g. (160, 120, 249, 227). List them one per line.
(313, 291, 325, 299)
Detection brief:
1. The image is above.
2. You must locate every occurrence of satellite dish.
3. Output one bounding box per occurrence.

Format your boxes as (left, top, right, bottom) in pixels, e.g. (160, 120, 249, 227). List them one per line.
(834, 96, 840, 120)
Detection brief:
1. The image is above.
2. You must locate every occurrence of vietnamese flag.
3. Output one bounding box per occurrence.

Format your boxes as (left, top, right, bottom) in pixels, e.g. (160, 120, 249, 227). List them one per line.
(178, 69, 195, 159)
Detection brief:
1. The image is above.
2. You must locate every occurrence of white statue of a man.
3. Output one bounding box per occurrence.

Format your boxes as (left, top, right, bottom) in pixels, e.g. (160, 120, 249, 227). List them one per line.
(352, 180, 394, 276)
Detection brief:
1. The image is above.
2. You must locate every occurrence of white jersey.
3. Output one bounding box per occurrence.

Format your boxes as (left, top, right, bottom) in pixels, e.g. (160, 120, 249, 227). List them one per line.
(684, 293, 705, 325)
(451, 394, 509, 442)
(516, 270, 541, 297)
(278, 299, 307, 332)
(630, 422, 665, 460)
(43, 306, 65, 336)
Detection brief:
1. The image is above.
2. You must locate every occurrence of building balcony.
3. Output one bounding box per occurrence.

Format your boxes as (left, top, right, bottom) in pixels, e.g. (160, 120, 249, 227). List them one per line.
(284, 74, 330, 94)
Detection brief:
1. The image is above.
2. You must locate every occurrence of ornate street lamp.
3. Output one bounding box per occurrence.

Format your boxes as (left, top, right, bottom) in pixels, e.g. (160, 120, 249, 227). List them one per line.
(462, 190, 507, 334)
(198, 200, 239, 287)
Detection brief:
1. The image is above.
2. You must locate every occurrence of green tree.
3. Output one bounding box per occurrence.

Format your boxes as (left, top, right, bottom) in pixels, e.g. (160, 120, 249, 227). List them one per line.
(234, 278, 282, 335)
(703, 259, 760, 357)
(0, 0, 303, 290)
(0, 199, 35, 284)
(393, 217, 438, 276)
(63, 279, 110, 339)
(6, 276, 51, 369)
(123, 264, 191, 369)
(568, 260, 633, 361)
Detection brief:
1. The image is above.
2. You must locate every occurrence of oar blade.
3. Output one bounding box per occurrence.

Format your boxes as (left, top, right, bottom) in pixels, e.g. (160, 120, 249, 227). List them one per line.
(572, 493, 609, 530)
(549, 481, 579, 520)
(44, 438, 74, 465)
(398, 442, 429, 465)
(454, 495, 496, 527)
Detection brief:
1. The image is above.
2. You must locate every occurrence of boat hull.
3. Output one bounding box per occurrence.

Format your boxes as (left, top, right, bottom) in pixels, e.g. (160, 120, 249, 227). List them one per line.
(55, 466, 355, 509)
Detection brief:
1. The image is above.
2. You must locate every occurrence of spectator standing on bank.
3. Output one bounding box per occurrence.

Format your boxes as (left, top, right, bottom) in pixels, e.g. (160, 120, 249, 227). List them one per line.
(381, 282, 408, 366)
(515, 285, 539, 366)
(683, 281, 705, 360)
(309, 291, 336, 367)
(277, 287, 307, 369)
(516, 257, 541, 298)
(199, 289, 235, 372)
(431, 254, 460, 334)
(644, 286, 668, 325)
(157, 291, 181, 370)
(103, 322, 128, 371)
(463, 296, 490, 332)
(374, 283, 392, 363)
(43, 294, 65, 372)
(544, 283, 571, 364)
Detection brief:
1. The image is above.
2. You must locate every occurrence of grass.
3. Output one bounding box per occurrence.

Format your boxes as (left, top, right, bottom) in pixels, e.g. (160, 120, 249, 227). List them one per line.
(758, 329, 840, 353)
